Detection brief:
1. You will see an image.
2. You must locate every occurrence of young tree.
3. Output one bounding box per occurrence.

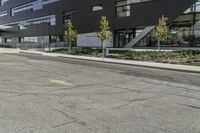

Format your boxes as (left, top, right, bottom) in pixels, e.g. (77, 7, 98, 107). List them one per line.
(64, 20, 77, 51)
(97, 16, 112, 60)
(152, 15, 169, 51)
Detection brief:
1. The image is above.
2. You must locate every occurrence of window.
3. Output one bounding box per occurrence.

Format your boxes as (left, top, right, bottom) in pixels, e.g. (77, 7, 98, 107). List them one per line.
(0, 25, 11, 29)
(50, 36, 64, 42)
(115, 29, 135, 47)
(11, 3, 33, 16)
(0, 11, 7, 17)
(184, 0, 200, 13)
(0, 15, 56, 30)
(63, 10, 76, 23)
(5, 38, 12, 43)
(1, 0, 9, 6)
(11, 0, 60, 16)
(116, 4, 130, 17)
(24, 37, 38, 43)
(116, 0, 151, 17)
(92, 5, 103, 11)
(19, 15, 56, 27)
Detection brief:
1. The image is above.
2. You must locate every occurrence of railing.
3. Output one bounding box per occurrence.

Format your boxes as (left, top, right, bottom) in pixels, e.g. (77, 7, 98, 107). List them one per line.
(3, 42, 69, 51)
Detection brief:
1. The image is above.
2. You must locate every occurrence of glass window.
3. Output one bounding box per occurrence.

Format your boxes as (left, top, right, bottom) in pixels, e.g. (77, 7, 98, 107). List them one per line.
(24, 37, 38, 43)
(0, 15, 56, 30)
(184, 0, 200, 13)
(50, 36, 64, 42)
(115, 29, 135, 47)
(1, 0, 9, 6)
(0, 11, 7, 17)
(115, 0, 151, 17)
(92, 5, 103, 11)
(5, 38, 12, 43)
(63, 10, 76, 23)
(11, 0, 60, 16)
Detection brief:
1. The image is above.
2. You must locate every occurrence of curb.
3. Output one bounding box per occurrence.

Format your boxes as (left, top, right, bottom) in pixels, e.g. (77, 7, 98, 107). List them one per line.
(2, 48, 200, 74)
(57, 55, 200, 74)
(19, 51, 43, 55)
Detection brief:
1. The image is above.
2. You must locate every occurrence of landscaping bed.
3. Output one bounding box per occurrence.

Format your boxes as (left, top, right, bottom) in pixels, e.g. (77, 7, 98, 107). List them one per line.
(51, 48, 200, 66)
(51, 48, 102, 57)
(0, 45, 15, 48)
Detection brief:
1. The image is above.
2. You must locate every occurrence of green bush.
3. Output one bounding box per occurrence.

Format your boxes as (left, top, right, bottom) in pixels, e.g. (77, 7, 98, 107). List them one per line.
(0, 45, 14, 48)
(51, 48, 200, 66)
(51, 47, 102, 56)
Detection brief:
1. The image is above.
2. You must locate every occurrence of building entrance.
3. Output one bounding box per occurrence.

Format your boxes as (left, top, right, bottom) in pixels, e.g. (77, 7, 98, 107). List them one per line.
(114, 29, 135, 48)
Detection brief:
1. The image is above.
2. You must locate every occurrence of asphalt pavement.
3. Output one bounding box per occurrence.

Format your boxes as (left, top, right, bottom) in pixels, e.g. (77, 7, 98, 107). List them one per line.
(0, 53, 200, 133)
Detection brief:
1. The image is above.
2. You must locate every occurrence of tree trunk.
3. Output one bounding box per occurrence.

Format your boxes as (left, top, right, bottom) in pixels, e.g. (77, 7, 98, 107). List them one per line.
(102, 41, 105, 60)
(68, 41, 72, 52)
(157, 39, 160, 51)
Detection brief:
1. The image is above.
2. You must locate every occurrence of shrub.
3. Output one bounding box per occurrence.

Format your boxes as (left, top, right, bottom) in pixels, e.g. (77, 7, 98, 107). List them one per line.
(0, 45, 14, 48)
(51, 48, 200, 66)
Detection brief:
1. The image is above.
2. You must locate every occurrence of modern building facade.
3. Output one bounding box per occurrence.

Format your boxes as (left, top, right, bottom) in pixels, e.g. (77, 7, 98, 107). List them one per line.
(0, 0, 199, 49)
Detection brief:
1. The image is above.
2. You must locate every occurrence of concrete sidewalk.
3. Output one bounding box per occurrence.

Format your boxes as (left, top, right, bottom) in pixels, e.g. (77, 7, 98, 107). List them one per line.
(1, 48, 200, 73)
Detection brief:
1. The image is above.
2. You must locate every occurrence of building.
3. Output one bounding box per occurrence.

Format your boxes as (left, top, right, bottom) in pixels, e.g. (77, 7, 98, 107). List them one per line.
(0, 0, 199, 49)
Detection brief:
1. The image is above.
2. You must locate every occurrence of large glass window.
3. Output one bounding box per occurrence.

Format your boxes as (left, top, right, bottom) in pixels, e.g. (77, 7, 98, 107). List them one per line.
(23, 37, 38, 43)
(91, 5, 103, 12)
(115, 29, 135, 47)
(11, 0, 60, 16)
(63, 10, 76, 23)
(184, 0, 200, 13)
(50, 36, 64, 42)
(1, 0, 9, 6)
(116, 1, 131, 17)
(0, 11, 7, 17)
(116, 0, 151, 17)
(150, 0, 200, 47)
(5, 38, 12, 43)
(0, 15, 56, 30)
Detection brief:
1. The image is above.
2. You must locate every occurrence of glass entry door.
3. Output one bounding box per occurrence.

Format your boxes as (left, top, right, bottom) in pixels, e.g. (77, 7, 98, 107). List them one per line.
(115, 29, 135, 48)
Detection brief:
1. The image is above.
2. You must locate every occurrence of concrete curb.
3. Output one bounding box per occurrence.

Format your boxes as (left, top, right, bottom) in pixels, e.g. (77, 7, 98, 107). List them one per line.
(54, 55, 200, 74)
(1, 48, 200, 73)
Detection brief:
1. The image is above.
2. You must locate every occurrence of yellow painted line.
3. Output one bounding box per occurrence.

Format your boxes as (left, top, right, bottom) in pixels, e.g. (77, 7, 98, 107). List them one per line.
(49, 79, 73, 86)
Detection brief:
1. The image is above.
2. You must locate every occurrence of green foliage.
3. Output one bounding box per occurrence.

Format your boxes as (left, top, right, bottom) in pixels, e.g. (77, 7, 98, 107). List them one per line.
(0, 45, 14, 48)
(97, 16, 112, 42)
(51, 48, 102, 56)
(64, 20, 77, 43)
(152, 15, 169, 41)
(183, 35, 200, 44)
(167, 33, 181, 45)
(51, 48, 200, 66)
(107, 50, 200, 65)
